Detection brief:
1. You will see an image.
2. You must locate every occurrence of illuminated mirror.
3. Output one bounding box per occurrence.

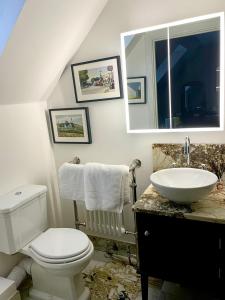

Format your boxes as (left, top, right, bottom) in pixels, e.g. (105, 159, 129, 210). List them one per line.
(121, 13, 224, 133)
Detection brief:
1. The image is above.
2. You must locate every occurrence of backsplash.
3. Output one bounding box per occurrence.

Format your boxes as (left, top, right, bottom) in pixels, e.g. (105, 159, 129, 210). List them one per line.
(153, 144, 225, 181)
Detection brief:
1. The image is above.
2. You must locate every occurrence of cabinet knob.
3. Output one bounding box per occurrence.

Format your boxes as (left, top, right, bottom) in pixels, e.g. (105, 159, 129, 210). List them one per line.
(144, 230, 150, 237)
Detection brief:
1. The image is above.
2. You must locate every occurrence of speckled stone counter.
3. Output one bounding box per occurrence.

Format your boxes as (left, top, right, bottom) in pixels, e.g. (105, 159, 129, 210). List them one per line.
(133, 185, 225, 224)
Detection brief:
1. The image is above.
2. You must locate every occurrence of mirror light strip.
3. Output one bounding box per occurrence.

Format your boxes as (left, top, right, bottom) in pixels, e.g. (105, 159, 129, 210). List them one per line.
(220, 13, 224, 130)
(167, 27, 172, 129)
(122, 12, 223, 38)
(120, 33, 130, 130)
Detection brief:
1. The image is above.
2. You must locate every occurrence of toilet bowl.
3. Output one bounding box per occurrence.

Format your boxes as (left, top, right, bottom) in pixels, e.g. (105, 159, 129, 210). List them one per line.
(0, 185, 93, 300)
(23, 228, 94, 300)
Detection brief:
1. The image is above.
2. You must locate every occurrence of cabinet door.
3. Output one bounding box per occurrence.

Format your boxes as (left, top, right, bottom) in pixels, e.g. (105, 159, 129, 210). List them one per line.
(136, 213, 221, 286)
(137, 213, 180, 281)
(180, 219, 220, 286)
(217, 229, 225, 286)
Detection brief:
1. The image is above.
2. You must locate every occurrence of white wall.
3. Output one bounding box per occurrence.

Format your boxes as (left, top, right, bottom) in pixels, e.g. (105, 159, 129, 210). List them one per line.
(47, 0, 225, 239)
(0, 102, 60, 276)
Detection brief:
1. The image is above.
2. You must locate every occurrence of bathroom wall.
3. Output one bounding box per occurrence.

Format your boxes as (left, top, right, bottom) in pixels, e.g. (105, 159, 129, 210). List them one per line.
(0, 102, 61, 276)
(47, 0, 225, 237)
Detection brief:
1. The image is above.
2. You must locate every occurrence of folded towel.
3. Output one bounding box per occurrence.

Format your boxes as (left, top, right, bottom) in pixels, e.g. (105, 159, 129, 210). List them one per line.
(58, 163, 84, 201)
(84, 163, 130, 213)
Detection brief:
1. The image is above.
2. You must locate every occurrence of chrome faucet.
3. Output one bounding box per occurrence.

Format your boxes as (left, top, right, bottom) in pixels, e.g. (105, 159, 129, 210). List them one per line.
(184, 136, 190, 166)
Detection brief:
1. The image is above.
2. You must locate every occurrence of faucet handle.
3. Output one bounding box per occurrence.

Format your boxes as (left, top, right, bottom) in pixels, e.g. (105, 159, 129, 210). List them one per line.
(185, 136, 190, 142)
(200, 163, 207, 170)
(171, 162, 177, 168)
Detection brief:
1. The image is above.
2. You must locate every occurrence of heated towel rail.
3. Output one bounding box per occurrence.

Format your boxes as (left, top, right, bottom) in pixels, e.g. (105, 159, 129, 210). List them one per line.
(70, 156, 141, 231)
(68, 156, 141, 267)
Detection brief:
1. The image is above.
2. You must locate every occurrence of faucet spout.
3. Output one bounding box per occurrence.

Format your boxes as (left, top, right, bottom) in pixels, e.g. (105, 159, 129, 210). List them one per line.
(184, 136, 190, 166)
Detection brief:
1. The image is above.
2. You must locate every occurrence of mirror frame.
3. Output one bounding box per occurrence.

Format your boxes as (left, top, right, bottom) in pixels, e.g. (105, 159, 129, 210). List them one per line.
(121, 12, 224, 133)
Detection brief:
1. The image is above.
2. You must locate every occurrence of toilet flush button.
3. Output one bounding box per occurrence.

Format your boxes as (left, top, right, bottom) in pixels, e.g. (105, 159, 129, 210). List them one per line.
(14, 191, 22, 196)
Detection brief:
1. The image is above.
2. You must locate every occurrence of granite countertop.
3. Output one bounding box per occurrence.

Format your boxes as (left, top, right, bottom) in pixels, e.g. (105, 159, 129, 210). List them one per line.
(133, 185, 225, 224)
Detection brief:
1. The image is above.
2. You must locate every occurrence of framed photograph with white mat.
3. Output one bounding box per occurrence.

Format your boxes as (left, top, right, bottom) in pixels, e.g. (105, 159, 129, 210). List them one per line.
(49, 107, 92, 144)
(71, 56, 123, 103)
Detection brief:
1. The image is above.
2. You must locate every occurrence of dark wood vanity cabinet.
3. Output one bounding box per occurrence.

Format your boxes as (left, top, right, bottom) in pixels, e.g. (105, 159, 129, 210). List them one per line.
(136, 212, 225, 299)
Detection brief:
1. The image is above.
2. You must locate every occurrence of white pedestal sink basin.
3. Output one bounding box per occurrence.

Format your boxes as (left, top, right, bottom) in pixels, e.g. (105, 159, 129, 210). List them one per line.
(150, 168, 218, 205)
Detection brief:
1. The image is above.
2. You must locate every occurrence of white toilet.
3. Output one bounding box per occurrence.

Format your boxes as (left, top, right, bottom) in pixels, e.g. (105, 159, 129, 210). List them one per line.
(0, 185, 94, 300)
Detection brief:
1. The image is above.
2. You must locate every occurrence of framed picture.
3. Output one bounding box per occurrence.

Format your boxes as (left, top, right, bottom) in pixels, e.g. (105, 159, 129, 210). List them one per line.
(71, 56, 123, 103)
(127, 76, 146, 104)
(49, 108, 92, 144)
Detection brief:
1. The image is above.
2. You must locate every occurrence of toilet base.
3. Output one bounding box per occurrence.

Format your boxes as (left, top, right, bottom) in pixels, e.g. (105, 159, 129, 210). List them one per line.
(26, 286, 90, 300)
(25, 262, 90, 300)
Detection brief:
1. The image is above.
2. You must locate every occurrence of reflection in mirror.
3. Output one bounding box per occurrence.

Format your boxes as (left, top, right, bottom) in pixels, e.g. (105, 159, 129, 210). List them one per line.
(125, 28, 169, 129)
(169, 18, 220, 128)
(155, 35, 170, 128)
(121, 13, 224, 132)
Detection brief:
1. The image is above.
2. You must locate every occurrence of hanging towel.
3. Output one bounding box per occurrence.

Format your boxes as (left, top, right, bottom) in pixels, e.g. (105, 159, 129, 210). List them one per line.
(58, 163, 84, 201)
(84, 163, 130, 213)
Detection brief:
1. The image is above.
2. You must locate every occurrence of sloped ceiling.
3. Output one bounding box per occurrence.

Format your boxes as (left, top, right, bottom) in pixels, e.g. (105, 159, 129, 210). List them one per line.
(0, 0, 108, 105)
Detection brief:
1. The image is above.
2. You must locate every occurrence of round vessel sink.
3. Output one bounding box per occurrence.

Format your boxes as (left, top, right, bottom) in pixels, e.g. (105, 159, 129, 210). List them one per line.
(150, 168, 218, 205)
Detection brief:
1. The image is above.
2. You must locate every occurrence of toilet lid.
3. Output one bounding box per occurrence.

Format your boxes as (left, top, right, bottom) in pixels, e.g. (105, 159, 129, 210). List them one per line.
(30, 228, 90, 259)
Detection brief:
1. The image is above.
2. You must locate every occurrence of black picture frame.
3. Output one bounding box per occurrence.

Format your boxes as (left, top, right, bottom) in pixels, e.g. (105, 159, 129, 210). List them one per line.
(127, 76, 146, 104)
(71, 56, 123, 103)
(49, 107, 92, 144)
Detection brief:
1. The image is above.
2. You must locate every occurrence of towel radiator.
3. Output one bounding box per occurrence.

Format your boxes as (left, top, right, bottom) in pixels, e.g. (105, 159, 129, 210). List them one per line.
(85, 210, 125, 236)
(70, 156, 141, 230)
(68, 157, 141, 267)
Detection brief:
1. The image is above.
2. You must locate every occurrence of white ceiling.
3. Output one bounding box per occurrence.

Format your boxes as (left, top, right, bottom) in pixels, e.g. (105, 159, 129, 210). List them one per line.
(0, 0, 108, 105)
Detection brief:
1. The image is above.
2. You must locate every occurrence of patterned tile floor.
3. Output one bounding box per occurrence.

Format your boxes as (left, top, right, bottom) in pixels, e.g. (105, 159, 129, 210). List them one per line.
(19, 251, 219, 300)
(82, 257, 219, 300)
(84, 260, 142, 299)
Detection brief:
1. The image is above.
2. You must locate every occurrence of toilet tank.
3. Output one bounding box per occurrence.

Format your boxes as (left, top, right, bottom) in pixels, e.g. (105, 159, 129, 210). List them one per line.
(0, 185, 48, 255)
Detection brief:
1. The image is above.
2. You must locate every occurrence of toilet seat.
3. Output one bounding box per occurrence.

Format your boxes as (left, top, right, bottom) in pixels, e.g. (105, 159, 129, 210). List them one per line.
(29, 228, 91, 264)
(30, 242, 92, 264)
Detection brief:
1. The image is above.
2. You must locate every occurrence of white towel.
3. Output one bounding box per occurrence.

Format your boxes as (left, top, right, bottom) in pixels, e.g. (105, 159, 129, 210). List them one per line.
(58, 163, 84, 201)
(84, 163, 130, 213)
